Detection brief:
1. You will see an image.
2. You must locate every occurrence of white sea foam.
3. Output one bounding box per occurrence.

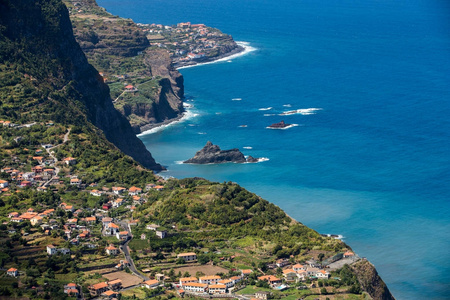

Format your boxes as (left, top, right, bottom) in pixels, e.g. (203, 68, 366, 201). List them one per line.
(259, 107, 273, 111)
(137, 109, 198, 136)
(183, 102, 194, 108)
(263, 113, 276, 116)
(239, 125, 248, 128)
(197, 132, 207, 135)
(283, 104, 292, 107)
(244, 156, 269, 163)
(266, 124, 299, 130)
(232, 98, 242, 101)
(243, 146, 253, 149)
(177, 41, 257, 70)
(175, 160, 185, 165)
(279, 108, 323, 116)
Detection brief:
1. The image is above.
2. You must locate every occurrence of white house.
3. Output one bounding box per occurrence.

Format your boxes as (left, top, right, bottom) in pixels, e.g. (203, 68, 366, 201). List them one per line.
(47, 244, 57, 255)
(179, 277, 198, 286)
(0, 180, 8, 188)
(156, 230, 167, 239)
(7, 268, 18, 277)
(105, 245, 119, 256)
(143, 279, 160, 289)
(199, 275, 221, 285)
(183, 282, 208, 293)
(105, 222, 120, 235)
(316, 270, 330, 279)
(208, 284, 227, 294)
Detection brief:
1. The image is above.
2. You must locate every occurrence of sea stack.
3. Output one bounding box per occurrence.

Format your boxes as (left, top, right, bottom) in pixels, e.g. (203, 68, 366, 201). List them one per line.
(184, 141, 259, 164)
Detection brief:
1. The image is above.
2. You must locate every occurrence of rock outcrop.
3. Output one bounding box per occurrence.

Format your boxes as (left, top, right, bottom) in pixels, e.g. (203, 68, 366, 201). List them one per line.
(351, 260, 396, 300)
(184, 141, 258, 164)
(0, 0, 163, 170)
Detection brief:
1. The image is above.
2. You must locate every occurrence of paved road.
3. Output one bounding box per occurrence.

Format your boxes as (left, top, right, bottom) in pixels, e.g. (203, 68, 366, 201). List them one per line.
(118, 221, 149, 281)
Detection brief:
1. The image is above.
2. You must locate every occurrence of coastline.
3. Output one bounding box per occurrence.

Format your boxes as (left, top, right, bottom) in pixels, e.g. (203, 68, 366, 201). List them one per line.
(136, 41, 256, 137)
(176, 41, 256, 70)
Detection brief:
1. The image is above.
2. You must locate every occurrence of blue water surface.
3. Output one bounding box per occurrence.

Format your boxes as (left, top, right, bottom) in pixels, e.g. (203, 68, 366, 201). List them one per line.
(98, 0, 450, 298)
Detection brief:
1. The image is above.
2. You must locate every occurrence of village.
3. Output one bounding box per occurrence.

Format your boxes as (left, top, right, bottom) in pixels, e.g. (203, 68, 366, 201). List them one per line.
(136, 22, 241, 67)
(0, 120, 362, 300)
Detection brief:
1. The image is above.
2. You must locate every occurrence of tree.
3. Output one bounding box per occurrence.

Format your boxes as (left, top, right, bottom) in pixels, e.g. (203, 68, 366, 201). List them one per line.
(318, 253, 325, 262)
(321, 287, 328, 295)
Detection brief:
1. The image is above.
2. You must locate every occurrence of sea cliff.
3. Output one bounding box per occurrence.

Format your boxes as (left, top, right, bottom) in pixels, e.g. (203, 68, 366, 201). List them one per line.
(0, 0, 395, 299)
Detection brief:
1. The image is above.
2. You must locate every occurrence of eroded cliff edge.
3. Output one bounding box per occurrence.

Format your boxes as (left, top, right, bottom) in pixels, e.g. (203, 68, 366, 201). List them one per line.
(64, 0, 184, 133)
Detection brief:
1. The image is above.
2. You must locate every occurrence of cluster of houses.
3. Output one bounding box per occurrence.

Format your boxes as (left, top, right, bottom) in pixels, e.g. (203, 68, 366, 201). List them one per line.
(89, 279, 123, 296)
(176, 269, 252, 295)
(0, 154, 75, 190)
(134, 22, 235, 65)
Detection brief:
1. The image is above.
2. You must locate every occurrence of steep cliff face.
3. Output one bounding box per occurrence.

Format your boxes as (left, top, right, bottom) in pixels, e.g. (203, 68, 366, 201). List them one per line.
(65, 0, 184, 132)
(0, 0, 163, 170)
(351, 260, 396, 300)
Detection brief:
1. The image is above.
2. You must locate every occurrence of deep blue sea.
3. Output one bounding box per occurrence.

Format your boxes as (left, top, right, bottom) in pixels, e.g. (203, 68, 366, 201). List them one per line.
(98, 0, 450, 298)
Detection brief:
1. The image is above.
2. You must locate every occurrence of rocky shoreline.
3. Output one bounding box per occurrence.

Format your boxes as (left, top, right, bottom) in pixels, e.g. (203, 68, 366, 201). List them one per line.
(174, 45, 245, 69)
(135, 44, 246, 134)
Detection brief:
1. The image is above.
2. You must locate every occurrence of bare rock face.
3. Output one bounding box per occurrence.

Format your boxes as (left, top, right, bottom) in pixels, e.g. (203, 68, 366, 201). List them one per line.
(184, 141, 258, 164)
(0, 0, 163, 170)
(351, 260, 396, 300)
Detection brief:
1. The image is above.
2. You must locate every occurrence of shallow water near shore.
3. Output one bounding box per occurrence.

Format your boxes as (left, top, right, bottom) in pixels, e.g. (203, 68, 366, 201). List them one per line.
(98, 0, 450, 298)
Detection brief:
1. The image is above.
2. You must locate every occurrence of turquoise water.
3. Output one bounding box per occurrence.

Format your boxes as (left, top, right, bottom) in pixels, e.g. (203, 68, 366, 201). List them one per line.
(98, 0, 450, 298)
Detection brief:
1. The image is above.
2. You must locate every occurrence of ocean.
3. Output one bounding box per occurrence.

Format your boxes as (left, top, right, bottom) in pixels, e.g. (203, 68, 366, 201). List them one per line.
(98, 0, 450, 298)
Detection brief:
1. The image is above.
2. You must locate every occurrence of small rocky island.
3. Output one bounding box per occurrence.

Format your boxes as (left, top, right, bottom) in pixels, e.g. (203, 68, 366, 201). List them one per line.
(184, 141, 259, 164)
(268, 120, 292, 129)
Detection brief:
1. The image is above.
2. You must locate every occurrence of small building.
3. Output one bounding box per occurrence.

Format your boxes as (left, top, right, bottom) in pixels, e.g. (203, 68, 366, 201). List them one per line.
(343, 251, 355, 258)
(47, 244, 57, 255)
(146, 224, 160, 231)
(112, 186, 126, 195)
(140, 233, 146, 240)
(156, 229, 167, 239)
(70, 178, 81, 186)
(177, 252, 197, 262)
(90, 189, 103, 197)
(64, 157, 77, 165)
(218, 279, 234, 289)
(255, 291, 271, 300)
(105, 244, 119, 256)
(30, 215, 43, 226)
(183, 282, 208, 293)
(180, 277, 198, 286)
(316, 270, 330, 279)
(0, 180, 9, 188)
(208, 284, 227, 294)
(102, 290, 118, 299)
(241, 269, 253, 276)
(106, 222, 120, 235)
(199, 275, 221, 285)
(7, 268, 18, 277)
(64, 283, 79, 297)
(143, 279, 160, 289)
(124, 85, 137, 92)
(116, 231, 129, 241)
(282, 269, 297, 282)
(108, 279, 122, 290)
(89, 282, 108, 296)
(292, 264, 306, 272)
(128, 186, 142, 195)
